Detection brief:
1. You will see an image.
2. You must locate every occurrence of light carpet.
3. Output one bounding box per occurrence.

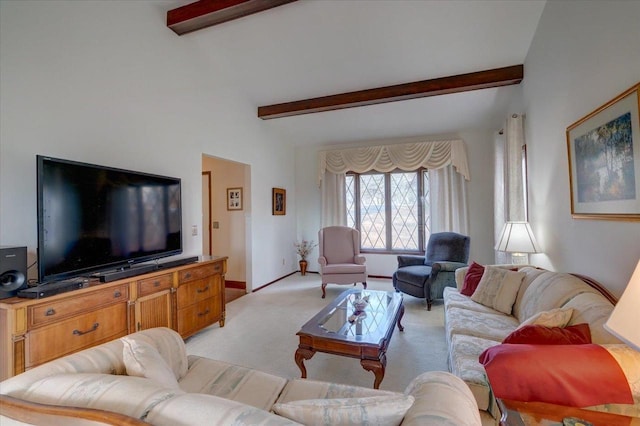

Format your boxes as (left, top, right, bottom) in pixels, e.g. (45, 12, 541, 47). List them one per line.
(185, 274, 448, 393)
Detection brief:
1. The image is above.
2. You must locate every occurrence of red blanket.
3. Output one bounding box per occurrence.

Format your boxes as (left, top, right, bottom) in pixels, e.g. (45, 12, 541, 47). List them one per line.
(479, 344, 633, 407)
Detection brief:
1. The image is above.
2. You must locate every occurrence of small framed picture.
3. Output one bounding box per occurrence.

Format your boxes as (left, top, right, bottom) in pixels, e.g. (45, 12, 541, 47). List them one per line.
(272, 187, 286, 215)
(227, 187, 243, 211)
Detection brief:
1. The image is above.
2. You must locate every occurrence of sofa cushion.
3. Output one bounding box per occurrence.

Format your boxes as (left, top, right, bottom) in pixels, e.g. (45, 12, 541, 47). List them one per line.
(395, 265, 432, 286)
(9, 373, 183, 420)
(502, 323, 592, 345)
(445, 306, 519, 344)
(146, 393, 301, 426)
(518, 307, 574, 329)
(122, 337, 180, 389)
(276, 378, 398, 404)
(179, 355, 287, 411)
(443, 287, 507, 316)
(447, 334, 500, 410)
(322, 263, 366, 274)
(272, 394, 414, 426)
(471, 266, 525, 314)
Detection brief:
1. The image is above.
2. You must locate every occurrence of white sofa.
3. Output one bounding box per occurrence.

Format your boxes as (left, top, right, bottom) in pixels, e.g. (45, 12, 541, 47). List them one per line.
(444, 265, 640, 419)
(0, 327, 482, 426)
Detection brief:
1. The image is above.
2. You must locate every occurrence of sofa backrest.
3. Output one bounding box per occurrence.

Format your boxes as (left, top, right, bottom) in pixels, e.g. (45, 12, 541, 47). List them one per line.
(0, 327, 188, 396)
(513, 268, 621, 345)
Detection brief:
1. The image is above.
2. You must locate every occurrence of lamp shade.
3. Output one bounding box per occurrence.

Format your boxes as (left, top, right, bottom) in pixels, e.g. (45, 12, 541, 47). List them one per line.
(605, 260, 640, 351)
(495, 221, 541, 253)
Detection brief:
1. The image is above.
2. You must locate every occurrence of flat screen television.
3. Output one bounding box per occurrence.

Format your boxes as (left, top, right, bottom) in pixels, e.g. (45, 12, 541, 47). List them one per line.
(37, 155, 182, 283)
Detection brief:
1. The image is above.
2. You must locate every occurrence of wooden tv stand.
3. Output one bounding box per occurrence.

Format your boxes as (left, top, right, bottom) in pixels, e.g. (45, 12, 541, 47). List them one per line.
(0, 256, 227, 381)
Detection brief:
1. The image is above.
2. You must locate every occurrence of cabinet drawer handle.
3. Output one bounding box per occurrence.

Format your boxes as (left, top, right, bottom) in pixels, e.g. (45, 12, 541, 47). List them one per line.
(73, 323, 99, 336)
(184, 272, 192, 279)
(114, 290, 122, 298)
(45, 308, 56, 316)
(197, 286, 209, 293)
(153, 281, 160, 287)
(198, 309, 210, 317)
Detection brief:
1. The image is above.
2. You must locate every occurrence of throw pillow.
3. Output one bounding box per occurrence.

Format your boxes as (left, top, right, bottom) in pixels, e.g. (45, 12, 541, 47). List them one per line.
(518, 307, 574, 329)
(122, 336, 181, 389)
(470, 266, 525, 314)
(479, 344, 634, 407)
(272, 394, 415, 426)
(502, 323, 592, 345)
(460, 261, 485, 296)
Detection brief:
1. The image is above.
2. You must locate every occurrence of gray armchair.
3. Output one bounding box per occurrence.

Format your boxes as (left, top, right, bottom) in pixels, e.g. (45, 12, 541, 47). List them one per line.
(392, 232, 470, 310)
(318, 226, 367, 299)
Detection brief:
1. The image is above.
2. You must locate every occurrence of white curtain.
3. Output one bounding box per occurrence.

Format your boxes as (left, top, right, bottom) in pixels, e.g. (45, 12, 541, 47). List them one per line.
(319, 139, 470, 230)
(320, 172, 346, 227)
(430, 165, 469, 234)
(318, 139, 470, 184)
(494, 114, 526, 263)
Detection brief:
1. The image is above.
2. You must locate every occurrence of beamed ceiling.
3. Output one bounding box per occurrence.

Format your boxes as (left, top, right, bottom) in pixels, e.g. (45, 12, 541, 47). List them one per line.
(166, 0, 546, 146)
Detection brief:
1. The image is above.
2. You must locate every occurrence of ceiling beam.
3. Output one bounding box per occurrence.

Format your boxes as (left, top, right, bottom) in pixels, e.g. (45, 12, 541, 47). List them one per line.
(258, 64, 524, 120)
(167, 0, 297, 35)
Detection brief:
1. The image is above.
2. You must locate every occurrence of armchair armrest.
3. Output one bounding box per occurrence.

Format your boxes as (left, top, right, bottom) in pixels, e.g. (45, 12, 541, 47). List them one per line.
(354, 255, 366, 265)
(431, 261, 468, 273)
(318, 256, 327, 267)
(397, 255, 425, 268)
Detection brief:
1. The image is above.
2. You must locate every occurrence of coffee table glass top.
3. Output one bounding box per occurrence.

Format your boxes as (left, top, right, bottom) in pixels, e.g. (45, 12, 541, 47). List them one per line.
(316, 289, 402, 340)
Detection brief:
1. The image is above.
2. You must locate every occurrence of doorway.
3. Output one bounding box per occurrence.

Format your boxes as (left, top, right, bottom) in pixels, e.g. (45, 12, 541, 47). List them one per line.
(201, 155, 249, 298)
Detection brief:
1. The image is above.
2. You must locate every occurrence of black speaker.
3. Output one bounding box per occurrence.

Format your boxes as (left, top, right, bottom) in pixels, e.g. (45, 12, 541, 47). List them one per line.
(0, 246, 28, 299)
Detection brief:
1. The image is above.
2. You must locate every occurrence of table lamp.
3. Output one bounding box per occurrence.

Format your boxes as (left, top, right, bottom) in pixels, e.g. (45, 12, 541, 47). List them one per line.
(495, 221, 541, 265)
(605, 260, 640, 351)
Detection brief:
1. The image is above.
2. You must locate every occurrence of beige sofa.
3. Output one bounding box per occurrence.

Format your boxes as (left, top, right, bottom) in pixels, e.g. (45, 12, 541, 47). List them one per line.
(444, 265, 640, 419)
(0, 327, 482, 426)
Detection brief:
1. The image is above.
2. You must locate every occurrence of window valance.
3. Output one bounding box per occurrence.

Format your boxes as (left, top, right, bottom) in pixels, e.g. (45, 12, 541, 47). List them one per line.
(318, 139, 470, 184)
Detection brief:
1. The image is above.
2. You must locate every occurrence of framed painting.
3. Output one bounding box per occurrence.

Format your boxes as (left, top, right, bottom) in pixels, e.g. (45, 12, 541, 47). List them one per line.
(227, 187, 243, 211)
(272, 187, 286, 215)
(566, 82, 640, 221)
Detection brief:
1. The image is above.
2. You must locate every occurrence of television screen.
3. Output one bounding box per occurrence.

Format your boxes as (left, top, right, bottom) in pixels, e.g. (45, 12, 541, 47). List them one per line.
(37, 155, 182, 283)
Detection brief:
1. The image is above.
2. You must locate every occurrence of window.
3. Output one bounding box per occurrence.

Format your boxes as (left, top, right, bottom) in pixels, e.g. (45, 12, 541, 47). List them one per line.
(346, 170, 431, 253)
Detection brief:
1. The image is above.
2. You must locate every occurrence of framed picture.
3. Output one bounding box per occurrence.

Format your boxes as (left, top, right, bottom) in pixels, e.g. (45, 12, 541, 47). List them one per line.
(566, 82, 640, 221)
(227, 187, 243, 211)
(272, 187, 286, 215)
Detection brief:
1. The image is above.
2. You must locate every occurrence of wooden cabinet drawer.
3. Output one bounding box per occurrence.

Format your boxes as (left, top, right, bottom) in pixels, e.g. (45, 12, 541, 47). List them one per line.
(179, 263, 221, 283)
(176, 278, 217, 309)
(28, 284, 129, 329)
(27, 302, 128, 367)
(137, 274, 173, 297)
(176, 297, 221, 338)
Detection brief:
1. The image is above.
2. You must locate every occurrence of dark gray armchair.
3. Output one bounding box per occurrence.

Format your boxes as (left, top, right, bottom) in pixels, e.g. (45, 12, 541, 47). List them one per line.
(392, 232, 470, 310)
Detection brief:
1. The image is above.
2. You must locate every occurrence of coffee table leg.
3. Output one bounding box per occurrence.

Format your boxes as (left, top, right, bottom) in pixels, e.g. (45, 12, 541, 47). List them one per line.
(295, 347, 315, 379)
(397, 303, 405, 332)
(361, 354, 386, 389)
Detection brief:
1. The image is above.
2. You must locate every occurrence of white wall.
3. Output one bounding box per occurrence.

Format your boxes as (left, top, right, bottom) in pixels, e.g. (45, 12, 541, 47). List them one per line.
(0, 1, 297, 288)
(523, 1, 640, 296)
(294, 130, 497, 277)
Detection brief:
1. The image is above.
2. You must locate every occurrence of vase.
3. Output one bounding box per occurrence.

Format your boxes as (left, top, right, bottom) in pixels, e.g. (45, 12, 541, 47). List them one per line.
(299, 259, 308, 276)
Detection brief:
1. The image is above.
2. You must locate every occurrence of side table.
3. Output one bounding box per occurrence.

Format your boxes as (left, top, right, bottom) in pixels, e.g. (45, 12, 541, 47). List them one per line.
(497, 398, 638, 426)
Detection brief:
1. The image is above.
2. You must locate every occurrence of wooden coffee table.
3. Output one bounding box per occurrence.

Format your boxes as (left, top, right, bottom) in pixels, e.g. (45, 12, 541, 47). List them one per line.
(294, 288, 404, 389)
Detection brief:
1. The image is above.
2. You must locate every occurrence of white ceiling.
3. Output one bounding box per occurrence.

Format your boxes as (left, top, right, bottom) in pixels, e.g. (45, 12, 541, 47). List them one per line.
(172, 0, 546, 146)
